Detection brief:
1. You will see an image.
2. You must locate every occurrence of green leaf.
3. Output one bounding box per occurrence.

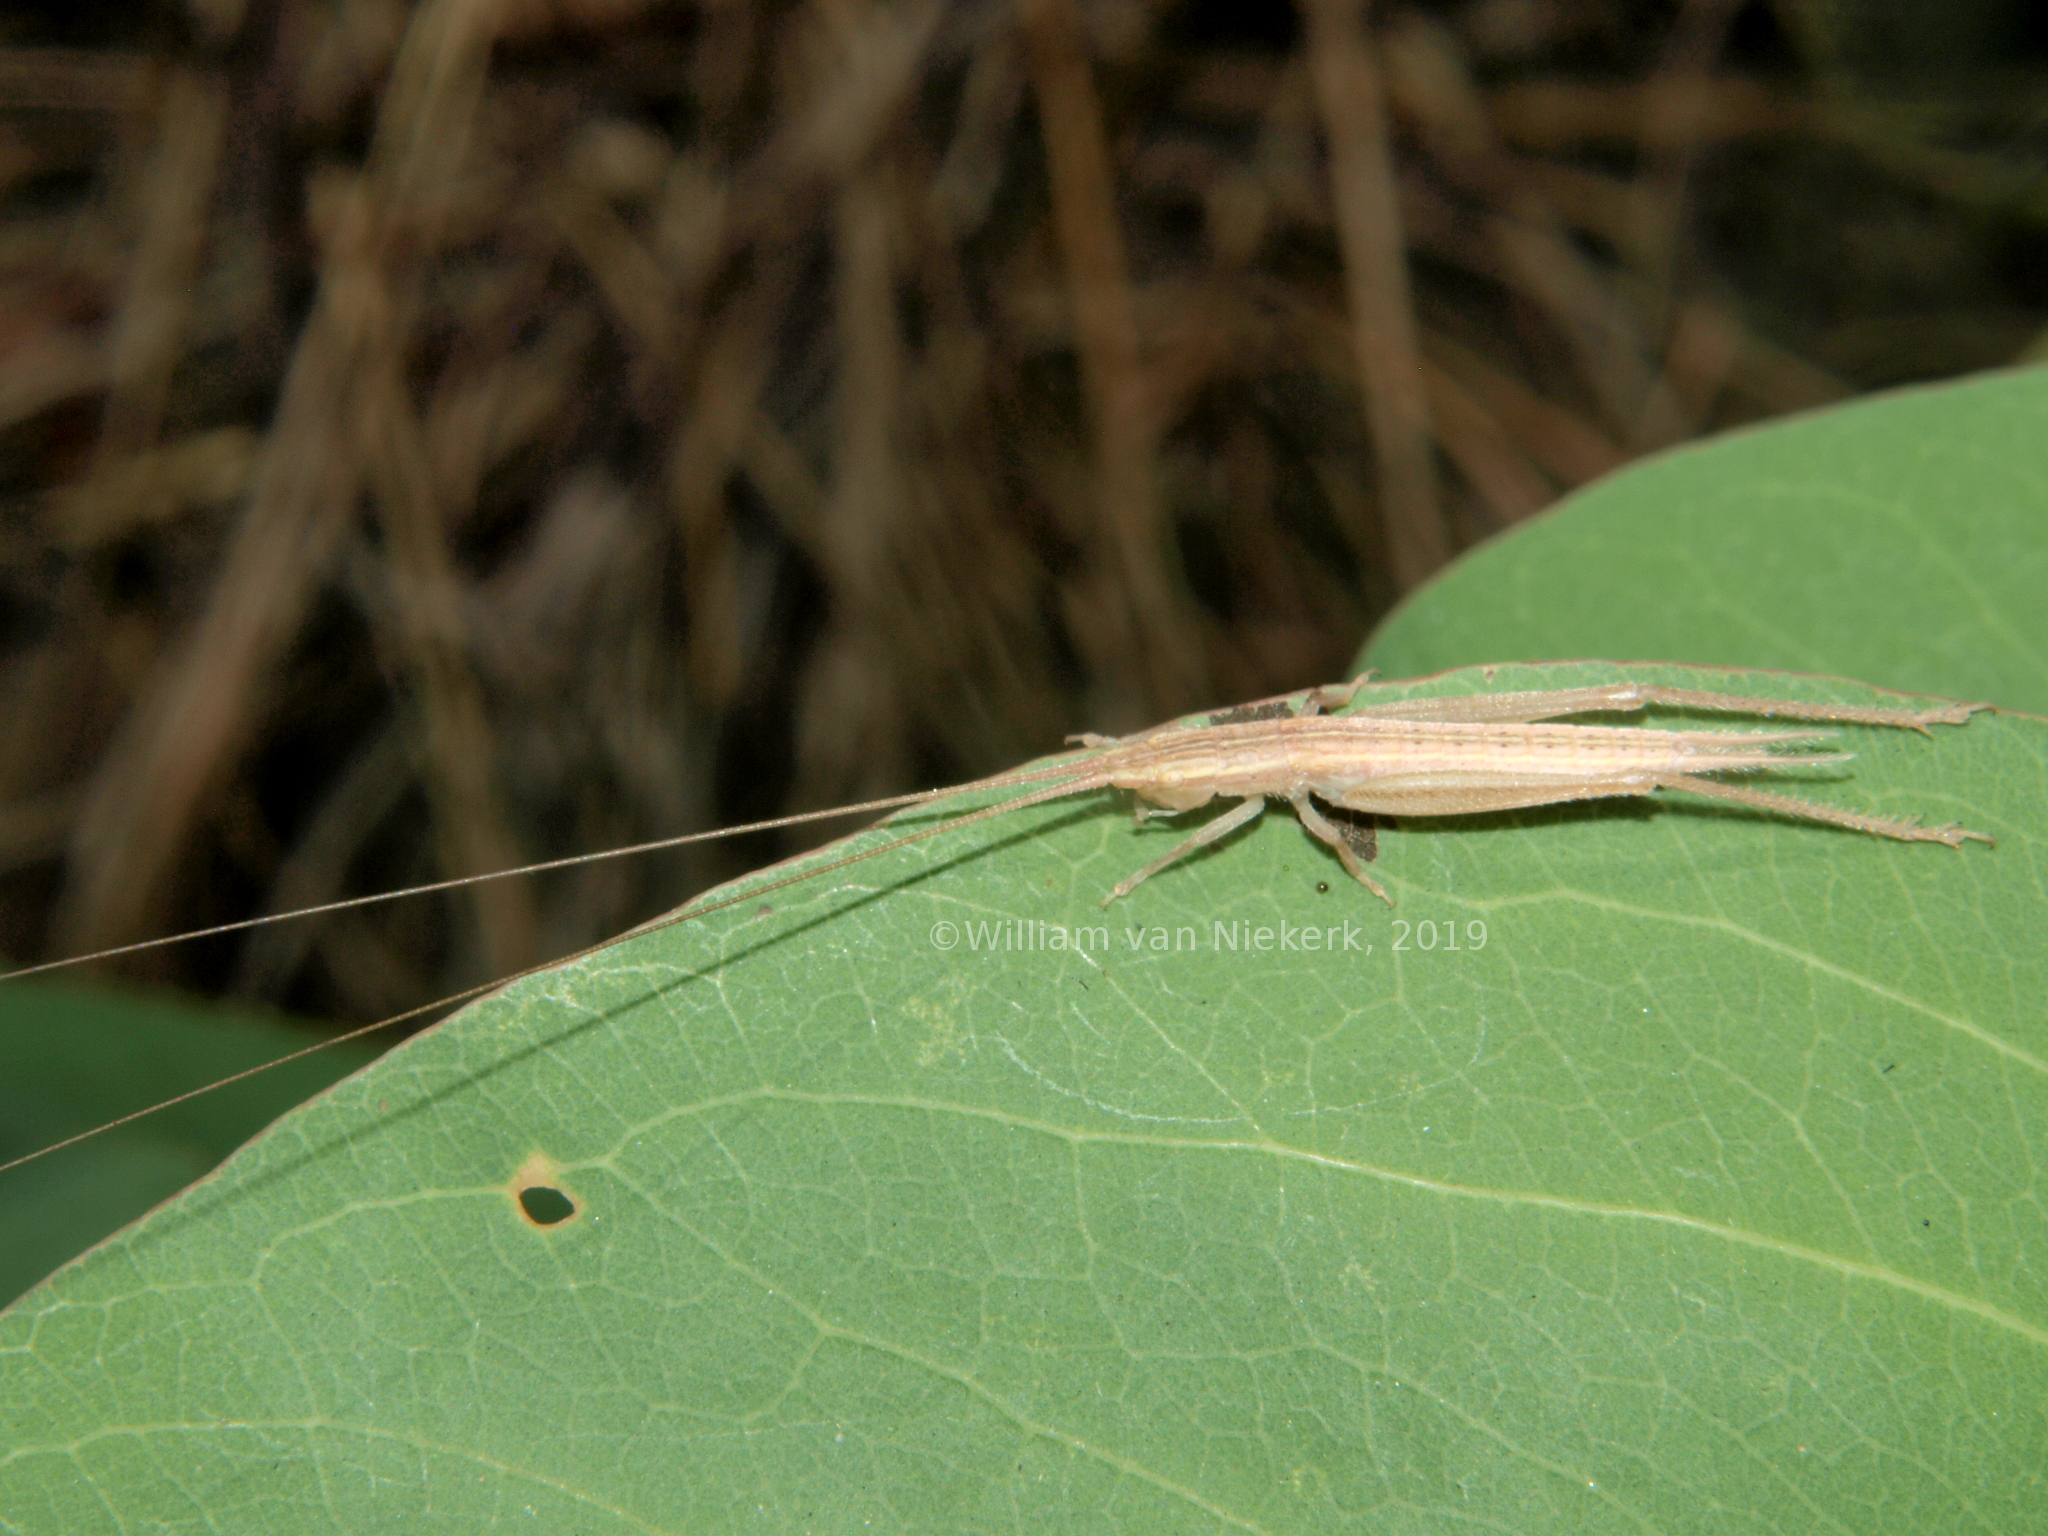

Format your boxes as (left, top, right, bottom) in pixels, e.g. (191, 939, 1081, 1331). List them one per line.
(3, 662, 2041, 1533)
(0, 982, 381, 1308)
(1367, 368, 2048, 712)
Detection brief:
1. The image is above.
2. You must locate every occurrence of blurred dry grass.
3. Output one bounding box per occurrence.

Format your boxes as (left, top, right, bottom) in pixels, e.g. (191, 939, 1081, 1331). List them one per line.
(1, 0, 2043, 1025)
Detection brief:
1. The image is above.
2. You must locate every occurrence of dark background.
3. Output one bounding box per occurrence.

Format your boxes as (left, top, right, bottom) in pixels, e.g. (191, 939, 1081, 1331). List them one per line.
(3, 0, 2044, 1029)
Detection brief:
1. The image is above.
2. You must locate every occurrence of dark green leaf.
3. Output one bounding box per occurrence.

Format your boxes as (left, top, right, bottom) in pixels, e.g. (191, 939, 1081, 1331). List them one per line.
(0, 983, 379, 1306)
(1369, 368, 2048, 712)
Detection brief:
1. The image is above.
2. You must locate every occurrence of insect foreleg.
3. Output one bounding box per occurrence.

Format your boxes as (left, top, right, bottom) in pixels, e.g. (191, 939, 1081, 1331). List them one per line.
(1100, 796, 1266, 907)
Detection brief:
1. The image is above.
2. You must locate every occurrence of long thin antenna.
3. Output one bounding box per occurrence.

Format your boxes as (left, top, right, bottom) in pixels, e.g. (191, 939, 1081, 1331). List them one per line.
(0, 762, 1108, 1176)
(3, 767, 1083, 984)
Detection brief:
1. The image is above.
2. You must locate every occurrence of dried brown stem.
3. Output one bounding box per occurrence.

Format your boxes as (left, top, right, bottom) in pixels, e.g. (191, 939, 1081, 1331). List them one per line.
(1300, 0, 1447, 593)
(51, 0, 504, 960)
(1020, 0, 1190, 720)
(357, 347, 539, 982)
(1379, 17, 1689, 448)
(1418, 358, 1553, 525)
(667, 283, 781, 707)
(93, 65, 226, 462)
(232, 725, 414, 999)
(1628, 0, 1746, 410)
(1420, 332, 1625, 489)
(794, 169, 913, 812)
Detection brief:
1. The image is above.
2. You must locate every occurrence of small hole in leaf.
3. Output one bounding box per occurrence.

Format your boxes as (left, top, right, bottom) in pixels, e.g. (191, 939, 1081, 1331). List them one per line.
(519, 1185, 577, 1226)
(507, 1153, 580, 1228)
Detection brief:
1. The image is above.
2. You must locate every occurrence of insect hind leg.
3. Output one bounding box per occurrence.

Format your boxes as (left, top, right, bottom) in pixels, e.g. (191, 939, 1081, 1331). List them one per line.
(1354, 681, 1987, 732)
(1663, 774, 1993, 846)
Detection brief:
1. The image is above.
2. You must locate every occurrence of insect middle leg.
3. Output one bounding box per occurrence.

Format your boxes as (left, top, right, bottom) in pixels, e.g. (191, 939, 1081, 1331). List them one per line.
(1291, 793, 1393, 905)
